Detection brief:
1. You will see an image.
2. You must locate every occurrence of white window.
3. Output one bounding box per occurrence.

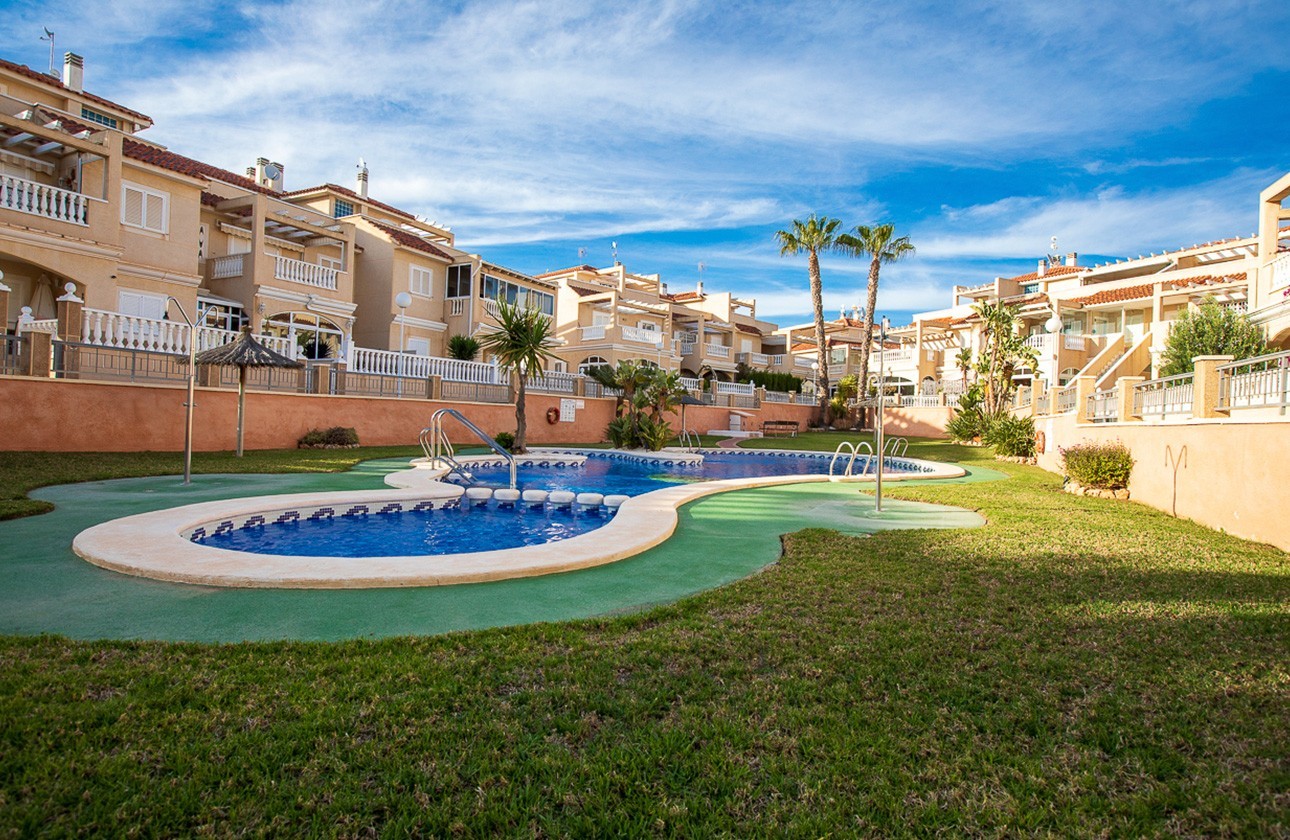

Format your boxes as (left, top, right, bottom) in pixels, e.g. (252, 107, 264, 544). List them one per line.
(227, 235, 251, 256)
(740, 337, 753, 353)
(592, 311, 612, 326)
(406, 336, 431, 356)
(551, 360, 567, 373)
(637, 320, 658, 331)
(409, 264, 433, 297)
(121, 181, 169, 233)
(319, 255, 342, 272)
(117, 289, 168, 320)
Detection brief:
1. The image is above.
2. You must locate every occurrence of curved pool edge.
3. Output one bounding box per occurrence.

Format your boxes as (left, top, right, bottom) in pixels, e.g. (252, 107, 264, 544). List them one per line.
(73, 456, 967, 589)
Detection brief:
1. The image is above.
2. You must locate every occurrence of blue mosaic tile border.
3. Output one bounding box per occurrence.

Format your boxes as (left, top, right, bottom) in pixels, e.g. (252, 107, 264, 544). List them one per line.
(184, 497, 458, 543)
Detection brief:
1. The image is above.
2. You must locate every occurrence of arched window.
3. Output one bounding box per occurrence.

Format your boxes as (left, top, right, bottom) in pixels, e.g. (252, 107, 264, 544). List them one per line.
(263, 312, 344, 359)
(578, 355, 609, 375)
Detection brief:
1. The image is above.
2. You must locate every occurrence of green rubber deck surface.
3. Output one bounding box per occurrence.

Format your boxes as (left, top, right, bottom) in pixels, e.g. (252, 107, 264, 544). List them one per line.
(0, 459, 997, 642)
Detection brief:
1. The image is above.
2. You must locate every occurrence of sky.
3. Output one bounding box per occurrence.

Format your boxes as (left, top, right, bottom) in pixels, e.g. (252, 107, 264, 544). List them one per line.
(2, 0, 1287, 326)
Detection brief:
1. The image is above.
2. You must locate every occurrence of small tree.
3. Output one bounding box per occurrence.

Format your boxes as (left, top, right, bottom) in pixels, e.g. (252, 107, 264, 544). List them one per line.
(478, 298, 558, 453)
(972, 301, 1038, 414)
(447, 334, 480, 361)
(1159, 300, 1268, 376)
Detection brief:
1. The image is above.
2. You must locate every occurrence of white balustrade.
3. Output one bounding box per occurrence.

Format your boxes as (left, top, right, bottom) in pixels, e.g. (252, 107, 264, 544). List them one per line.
(449, 298, 466, 317)
(705, 343, 731, 359)
(194, 326, 295, 358)
(81, 308, 189, 353)
(349, 346, 500, 384)
(1063, 335, 1087, 351)
(714, 381, 755, 395)
(621, 325, 663, 345)
(210, 254, 244, 279)
(901, 395, 942, 408)
(1023, 334, 1053, 351)
(526, 370, 580, 393)
(580, 325, 607, 341)
(679, 341, 696, 355)
(275, 255, 338, 290)
(1271, 252, 1290, 292)
(1, 174, 88, 225)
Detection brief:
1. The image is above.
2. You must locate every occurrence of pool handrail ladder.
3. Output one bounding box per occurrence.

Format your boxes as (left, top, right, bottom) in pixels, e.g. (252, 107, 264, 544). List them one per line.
(884, 437, 909, 458)
(421, 408, 518, 489)
(829, 440, 875, 479)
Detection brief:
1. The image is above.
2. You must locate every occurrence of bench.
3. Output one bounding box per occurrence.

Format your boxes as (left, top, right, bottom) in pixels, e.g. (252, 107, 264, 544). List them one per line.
(762, 420, 799, 438)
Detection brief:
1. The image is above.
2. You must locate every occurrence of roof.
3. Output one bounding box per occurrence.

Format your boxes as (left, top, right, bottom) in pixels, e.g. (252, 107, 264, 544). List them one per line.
(0, 57, 152, 124)
(1168, 272, 1247, 289)
(123, 138, 271, 194)
(663, 291, 703, 302)
(283, 183, 417, 222)
(536, 264, 599, 278)
(366, 218, 453, 261)
(1069, 283, 1155, 308)
(735, 323, 762, 335)
(1004, 264, 1084, 284)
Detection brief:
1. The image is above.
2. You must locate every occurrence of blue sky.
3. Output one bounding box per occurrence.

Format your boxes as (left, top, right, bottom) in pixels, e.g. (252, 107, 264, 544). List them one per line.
(3, 0, 1287, 326)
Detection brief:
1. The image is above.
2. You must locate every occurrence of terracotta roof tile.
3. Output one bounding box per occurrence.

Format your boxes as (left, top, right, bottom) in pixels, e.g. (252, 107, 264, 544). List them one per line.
(0, 57, 152, 124)
(1004, 264, 1084, 284)
(123, 138, 271, 194)
(283, 183, 416, 222)
(663, 291, 703, 302)
(536, 264, 599, 278)
(1168, 272, 1247, 289)
(367, 219, 453, 261)
(1069, 283, 1155, 307)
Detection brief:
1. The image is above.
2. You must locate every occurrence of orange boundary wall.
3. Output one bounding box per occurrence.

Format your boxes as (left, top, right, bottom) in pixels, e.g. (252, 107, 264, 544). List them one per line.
(1036, 412, 1290, 553)
(0, 377, 817, 453)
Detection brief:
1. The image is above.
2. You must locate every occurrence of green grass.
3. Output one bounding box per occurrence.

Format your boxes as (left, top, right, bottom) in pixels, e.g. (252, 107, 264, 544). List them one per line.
(1, 437, 1287, 835)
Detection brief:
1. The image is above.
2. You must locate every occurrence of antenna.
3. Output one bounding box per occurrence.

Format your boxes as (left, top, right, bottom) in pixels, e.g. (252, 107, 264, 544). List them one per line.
(40, 28, 55, 76)
(577, 246, 586, 261)
(697, 261, 705, 279)
(611, 241, 618, 264)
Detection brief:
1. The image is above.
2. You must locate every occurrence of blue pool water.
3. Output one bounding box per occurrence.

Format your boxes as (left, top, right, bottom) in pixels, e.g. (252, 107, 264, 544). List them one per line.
(199, 451, 922, 558)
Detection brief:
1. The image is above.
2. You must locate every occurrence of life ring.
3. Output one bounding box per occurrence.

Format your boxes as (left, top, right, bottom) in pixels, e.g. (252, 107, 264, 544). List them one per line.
(1034, 429, 1046, 454)
(546, 407, 560, 425)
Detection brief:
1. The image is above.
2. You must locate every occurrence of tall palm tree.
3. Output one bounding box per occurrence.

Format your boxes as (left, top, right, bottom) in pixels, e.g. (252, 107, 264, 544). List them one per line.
(478, 297, 559, 452)
(775, 214, 844, 423)
(837, 223, 915, 412)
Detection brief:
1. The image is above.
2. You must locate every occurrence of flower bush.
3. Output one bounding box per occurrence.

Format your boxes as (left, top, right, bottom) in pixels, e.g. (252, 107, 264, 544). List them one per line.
(1060, 440, 1134, 489)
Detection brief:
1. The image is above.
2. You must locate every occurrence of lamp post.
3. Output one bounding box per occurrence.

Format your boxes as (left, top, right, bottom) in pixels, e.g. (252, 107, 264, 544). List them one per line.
(395, 291, 412, 396)
(811, 361, 820, 425)
(166, 298, 198, 485)
(874, 315, 889, 513)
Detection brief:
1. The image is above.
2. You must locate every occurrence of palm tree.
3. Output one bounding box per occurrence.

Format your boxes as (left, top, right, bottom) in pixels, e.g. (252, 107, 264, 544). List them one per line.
(837, 223, 915, 417)
(478, 297, 558, 452)
(955, 347, 973, 390)
(971, 301, 1038, 413)
(775, 214, 844, 423)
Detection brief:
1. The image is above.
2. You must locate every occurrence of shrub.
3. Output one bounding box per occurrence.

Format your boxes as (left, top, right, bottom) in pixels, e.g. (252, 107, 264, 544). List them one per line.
(982, 413, 1036, 457)
(1061, 441, 1134, 489)
(828, 395, 850, 423)
(635, 414, 675, 451)
(447, 334, 481, 361)
(946, 384, 987, 443)
(494, 431, 515, 452)
(1159, 299, 1268, 376)
(735, 367, 803, 394)
(606, 416, 634, 449)
(297, 426, 359, 448)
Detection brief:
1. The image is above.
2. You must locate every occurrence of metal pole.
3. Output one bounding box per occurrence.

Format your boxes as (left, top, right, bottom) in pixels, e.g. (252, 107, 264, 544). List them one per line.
(874, 316, 888, 513)
(166, 298, 196, 485)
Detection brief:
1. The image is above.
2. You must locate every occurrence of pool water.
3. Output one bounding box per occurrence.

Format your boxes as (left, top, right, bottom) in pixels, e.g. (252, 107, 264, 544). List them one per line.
(198, 451, 922, 558)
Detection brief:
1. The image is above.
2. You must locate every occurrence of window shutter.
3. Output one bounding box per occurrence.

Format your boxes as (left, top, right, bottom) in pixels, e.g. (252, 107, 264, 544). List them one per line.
(145, 193, 165, 231)
(122, 186, 144, 226)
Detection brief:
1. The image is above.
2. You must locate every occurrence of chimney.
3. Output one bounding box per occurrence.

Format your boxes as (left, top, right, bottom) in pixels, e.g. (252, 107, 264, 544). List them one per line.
(62, 52, 83, 94)
(1036, 259, 1046, 277)
(254, 157, 284, 191)
(1065, 251, 1078, 267)
(356, 158, 369, 198)
(696, 280, 704, 295)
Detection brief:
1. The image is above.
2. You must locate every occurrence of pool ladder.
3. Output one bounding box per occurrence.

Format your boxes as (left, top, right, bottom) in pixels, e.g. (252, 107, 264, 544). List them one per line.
(677, 428, 701, 452)
(884, 437, 909, 458)
(420, 408, 517, 490)
(828, 441, 875, 479)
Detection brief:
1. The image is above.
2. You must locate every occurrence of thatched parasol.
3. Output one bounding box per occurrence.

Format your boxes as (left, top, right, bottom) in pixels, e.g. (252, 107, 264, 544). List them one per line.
(194, 326, 302, 456)
(677, 391, 707, 437)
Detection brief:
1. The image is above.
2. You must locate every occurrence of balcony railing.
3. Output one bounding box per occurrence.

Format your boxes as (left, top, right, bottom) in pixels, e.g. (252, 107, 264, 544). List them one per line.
(275, 255, 338, 290)
(1, 174, 88, 226)
(705, 343, 731, 359)
(1133, 373, 1194, 417)
(1270, 251, 1290, 293)
(1218, 350, 1290, 411)
(620, 325, 663, 345)
(80, 309, 295, 357)
(526, 370, 580, 394)
(714, 381, 755, 396)
(210, 254, 245, 280)
(580, 325, 607, 341)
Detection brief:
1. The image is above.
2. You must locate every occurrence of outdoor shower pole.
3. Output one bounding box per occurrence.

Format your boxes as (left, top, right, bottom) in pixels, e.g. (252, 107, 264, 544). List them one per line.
(167, 298, 196, 485)
(874, 316, 889, 513)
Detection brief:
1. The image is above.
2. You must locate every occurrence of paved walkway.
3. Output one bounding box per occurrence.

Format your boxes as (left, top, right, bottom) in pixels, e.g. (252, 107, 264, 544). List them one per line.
(0, 458, 1003, 642)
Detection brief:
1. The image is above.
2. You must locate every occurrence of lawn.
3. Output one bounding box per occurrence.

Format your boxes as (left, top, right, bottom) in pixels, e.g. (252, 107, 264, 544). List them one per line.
(1, 436, 1286, 835)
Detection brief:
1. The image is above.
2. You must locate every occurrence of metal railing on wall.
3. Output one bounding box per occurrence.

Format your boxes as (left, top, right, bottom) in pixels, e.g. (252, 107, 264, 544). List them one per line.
(1, 333, 22, 376)
(1219, 350, 1290, 412)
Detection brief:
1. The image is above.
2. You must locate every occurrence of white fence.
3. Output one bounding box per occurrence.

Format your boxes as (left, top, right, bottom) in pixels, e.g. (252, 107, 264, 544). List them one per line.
(526, 370, 580, 394)
(348, 346, 500, 384)
(1, 174, 89, 226)
(1087, 388, 1118, 421)
(275, 255, 338, 290)
(80, 308, 294, 357)
(714, 381, 755, 395)
(1133, 373, 1194, 417)
(1218, 350, 1290, 411)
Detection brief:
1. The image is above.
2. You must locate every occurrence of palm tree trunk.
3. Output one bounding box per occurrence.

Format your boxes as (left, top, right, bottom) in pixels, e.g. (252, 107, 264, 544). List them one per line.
(514, 377, 528, 453)
(809, 250, 828, 424)
(858, 255, 881, 425)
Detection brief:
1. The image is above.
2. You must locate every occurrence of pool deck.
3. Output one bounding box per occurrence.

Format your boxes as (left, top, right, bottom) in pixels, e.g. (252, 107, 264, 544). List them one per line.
(0, 457, 1003, 642)
(72, 452, 968, 588)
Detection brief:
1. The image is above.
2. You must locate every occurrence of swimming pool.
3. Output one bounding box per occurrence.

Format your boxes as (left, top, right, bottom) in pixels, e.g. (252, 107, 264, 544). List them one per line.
(74, 448, 966, 588)
(195, 450, 931, 558)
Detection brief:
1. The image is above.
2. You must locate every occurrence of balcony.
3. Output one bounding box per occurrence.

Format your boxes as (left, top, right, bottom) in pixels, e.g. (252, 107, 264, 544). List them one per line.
(620, 325, 662, 345)
(736, 351, 784, 367)
(275, 255, 337, 291)
(1, 174, 89, 226)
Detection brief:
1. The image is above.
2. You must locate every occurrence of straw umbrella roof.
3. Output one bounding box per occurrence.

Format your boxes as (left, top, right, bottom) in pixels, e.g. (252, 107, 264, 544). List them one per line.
(193, 326, 302, 369)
